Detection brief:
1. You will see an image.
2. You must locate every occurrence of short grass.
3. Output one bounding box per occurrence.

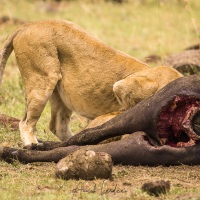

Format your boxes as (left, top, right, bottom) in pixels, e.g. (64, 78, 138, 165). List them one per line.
(0, 0, 200, 199)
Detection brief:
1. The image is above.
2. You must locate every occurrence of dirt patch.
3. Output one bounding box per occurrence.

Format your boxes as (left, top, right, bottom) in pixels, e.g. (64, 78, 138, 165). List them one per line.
(0, 16, 26, 26)
(185, 44, 200, 50)
(0, 114, 19, 130)
(2, 162, 200, 199)
(142, 54, 161, 63)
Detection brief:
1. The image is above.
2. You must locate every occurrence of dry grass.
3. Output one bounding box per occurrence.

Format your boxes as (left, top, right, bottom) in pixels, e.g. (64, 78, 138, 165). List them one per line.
(1, 0, 200, 199)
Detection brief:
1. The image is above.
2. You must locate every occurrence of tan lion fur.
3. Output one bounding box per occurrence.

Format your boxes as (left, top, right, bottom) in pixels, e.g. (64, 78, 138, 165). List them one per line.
(0, 20, 182, 146)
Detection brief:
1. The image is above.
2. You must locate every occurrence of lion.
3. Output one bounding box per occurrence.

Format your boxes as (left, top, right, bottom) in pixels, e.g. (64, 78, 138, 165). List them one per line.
(0, 20, 182, 146)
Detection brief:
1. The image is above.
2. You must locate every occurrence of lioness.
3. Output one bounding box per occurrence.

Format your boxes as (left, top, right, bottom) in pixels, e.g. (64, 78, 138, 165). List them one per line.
(0, 20, 182, 146)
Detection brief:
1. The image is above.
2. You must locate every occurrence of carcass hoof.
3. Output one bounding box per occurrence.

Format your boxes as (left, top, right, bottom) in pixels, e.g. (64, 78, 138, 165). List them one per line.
(55, 149, 113, 180)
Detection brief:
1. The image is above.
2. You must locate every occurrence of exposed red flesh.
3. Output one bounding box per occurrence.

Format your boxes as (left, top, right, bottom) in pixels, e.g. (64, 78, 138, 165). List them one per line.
(157, 95, 200, 147)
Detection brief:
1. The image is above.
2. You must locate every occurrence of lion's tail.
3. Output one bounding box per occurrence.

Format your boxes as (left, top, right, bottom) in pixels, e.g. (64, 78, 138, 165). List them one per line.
(0, 31, 19, 84)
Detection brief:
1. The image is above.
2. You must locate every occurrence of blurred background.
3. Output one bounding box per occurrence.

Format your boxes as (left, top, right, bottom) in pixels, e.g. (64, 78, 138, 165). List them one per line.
(0, 0, 199, 60)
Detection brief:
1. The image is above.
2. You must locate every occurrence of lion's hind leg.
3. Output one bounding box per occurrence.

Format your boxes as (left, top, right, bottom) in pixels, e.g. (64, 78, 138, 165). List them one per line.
(14, 44, 61, 146)
(19, 75, 61, 146)
(20, 76, 62, 146)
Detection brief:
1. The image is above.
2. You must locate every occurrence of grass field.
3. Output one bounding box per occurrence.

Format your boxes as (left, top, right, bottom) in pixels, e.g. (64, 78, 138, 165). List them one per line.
(0, 0, 200, 199)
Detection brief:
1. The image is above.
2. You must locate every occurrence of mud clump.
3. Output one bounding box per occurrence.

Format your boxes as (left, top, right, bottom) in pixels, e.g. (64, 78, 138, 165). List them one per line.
(55, 149, 113, 180)
(141, 180, 170, 197)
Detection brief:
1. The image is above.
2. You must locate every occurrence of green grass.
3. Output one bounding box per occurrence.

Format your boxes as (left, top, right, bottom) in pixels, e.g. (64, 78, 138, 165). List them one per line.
(0, 0, 200, 58)
(0, 0, 200, 199)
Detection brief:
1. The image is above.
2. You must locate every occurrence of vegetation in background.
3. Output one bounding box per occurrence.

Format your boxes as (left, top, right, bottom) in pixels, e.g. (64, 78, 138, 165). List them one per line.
(0, 0, 200, 199)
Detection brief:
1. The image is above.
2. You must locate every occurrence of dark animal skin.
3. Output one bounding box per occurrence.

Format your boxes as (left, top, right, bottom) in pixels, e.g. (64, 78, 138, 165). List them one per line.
(1, 75, 200, 166)
(64, 74, 200, 147)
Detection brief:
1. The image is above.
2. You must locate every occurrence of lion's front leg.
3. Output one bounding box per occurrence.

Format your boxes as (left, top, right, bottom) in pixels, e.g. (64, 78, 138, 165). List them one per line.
(49, 87, 74, 141)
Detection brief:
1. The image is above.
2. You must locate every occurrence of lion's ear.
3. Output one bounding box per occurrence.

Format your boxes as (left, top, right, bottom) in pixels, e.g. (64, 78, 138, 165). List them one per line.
(113, 76, 158, 110)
